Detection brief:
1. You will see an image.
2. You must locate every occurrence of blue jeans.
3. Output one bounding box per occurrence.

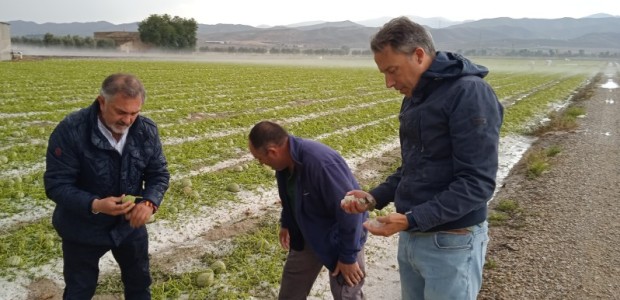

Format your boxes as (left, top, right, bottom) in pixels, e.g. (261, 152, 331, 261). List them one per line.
(397, 221, 488, 300)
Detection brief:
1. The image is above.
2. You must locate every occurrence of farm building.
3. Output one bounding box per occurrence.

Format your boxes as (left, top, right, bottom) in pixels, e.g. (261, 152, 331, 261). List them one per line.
(93, 31, 149, 52)
(0, 22, 11, 61)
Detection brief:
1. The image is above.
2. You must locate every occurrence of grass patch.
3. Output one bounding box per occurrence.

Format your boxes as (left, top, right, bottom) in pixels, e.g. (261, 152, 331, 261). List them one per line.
(524, 144, 563, 179)
(484, 258, 498, 270)
(495, 199, 519, 213)
(488, 211, 510, 226)
(530, 72, 598, 136)
(488, 199, 524, 227)
(525, 149, 550, 179)
(545, 145, 562, 157)
(533, 106, 586, 135)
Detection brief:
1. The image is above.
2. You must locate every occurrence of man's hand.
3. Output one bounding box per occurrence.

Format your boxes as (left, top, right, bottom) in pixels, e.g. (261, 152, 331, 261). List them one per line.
(92, 196, 134, 216)
(364, 213, 409, 236)
(341, 190, 374, 214)
(279, 227, 290, 250)
(332, 261, 364, 287)
(126, 201, 154, 228)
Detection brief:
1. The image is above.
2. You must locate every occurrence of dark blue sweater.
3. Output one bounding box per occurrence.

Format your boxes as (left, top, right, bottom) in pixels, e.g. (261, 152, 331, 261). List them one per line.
(276, 135, 367, 271)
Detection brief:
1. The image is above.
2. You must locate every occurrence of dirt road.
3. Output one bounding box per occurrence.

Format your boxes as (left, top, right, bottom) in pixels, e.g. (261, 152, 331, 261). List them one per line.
(479, 63, 620, 299)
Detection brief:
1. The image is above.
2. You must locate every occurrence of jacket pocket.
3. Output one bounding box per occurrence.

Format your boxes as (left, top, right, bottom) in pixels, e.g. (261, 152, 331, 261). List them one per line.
(421, 162, 453, 183)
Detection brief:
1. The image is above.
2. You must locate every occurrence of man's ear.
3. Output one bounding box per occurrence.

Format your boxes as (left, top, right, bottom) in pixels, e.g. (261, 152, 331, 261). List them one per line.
(413, 47, 425, 64)
(266, 145, 279, 157)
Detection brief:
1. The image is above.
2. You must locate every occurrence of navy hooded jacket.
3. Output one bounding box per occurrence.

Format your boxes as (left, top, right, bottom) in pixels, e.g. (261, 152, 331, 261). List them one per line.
(44, 100, 170, 246)
(276, 135, 367, 271)
(370, 51, 504, 232)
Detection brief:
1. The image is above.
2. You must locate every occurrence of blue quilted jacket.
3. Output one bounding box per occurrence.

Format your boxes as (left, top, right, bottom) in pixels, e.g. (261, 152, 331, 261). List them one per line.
(44, 100, 169, 246)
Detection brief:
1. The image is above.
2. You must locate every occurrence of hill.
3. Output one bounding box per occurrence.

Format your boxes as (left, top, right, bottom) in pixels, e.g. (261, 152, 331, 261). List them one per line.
(5, 15, 620, 54)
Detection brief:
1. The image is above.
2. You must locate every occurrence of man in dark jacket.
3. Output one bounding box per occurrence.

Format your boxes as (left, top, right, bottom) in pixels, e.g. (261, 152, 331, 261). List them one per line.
(342, 17, 504, 300)
(248, 121, 367, 300)
(44, 73, 169, 300)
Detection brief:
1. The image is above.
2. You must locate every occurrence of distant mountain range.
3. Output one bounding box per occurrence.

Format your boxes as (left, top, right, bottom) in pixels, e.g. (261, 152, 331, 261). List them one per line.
(5, 14, 620, 53)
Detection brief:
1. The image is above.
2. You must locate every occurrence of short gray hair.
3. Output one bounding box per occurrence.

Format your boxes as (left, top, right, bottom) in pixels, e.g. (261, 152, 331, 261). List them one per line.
(100, 73, 146, 103)
(370, 16, 436, 57)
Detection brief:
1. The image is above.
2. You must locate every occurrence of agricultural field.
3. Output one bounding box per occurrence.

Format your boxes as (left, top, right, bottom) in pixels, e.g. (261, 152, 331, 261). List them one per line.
(0, 56, 604, 299)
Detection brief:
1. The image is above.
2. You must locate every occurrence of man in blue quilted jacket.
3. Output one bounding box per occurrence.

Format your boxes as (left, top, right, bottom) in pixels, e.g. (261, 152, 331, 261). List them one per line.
(44, 73, 169, 300)
(342, 17, 504, 300)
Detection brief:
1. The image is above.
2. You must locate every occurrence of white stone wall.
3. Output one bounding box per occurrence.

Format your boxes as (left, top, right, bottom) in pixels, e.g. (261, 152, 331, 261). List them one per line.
(0, 22, 11, 61)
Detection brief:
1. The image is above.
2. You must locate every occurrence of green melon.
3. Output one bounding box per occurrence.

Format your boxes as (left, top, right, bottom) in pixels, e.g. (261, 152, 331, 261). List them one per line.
(226, 183, 240, 193)
(211, 260, 226, 274)
(121, 195, 137, 203)
(181, 178, 192, 188)
(7, 255, 22, 266)
(196, 269, 215, 287)
(182, 186, 193, 196)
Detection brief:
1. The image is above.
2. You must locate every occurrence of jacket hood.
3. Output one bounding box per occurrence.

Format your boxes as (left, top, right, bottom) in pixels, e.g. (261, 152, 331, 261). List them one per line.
(423, 51, 489, 80)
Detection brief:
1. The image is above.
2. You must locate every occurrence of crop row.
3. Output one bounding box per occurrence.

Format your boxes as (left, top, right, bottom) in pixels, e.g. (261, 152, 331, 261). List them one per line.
(0, 58, 604, 296)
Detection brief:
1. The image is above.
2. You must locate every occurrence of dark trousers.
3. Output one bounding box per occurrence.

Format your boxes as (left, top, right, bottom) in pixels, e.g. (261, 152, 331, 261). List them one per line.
(61, 228, 151, 300)
(278, 245, 365, 300)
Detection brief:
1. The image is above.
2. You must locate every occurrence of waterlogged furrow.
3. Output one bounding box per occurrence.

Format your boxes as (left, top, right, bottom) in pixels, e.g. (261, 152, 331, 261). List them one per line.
(493, 74, 560, 102)
(177, 116, 400, 181)
(160, 95, 395, 144)
(502, 74, 588, 134)
(163, 100, 400, 174)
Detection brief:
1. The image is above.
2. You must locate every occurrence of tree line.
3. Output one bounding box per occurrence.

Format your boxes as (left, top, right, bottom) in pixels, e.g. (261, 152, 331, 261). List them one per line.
(12, 33, 116, 49)
(11, 14, 197, 51)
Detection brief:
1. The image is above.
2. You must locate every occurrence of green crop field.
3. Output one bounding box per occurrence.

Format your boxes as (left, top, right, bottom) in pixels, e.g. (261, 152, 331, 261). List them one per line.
(0, 57, 603, 299)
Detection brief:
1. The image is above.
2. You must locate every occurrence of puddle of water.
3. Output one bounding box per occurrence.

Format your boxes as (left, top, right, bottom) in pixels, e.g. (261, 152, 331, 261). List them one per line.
(601, 79, 618, 89)
(492, 134, 537, 201)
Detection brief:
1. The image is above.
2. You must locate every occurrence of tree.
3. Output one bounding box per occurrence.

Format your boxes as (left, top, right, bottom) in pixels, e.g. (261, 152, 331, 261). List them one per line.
(43, 33, 60, 47)
(138, 14, 197, 51)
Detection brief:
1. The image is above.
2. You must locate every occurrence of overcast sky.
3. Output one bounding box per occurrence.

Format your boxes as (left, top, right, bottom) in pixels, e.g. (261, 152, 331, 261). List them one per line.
(2, 0, 619, 26)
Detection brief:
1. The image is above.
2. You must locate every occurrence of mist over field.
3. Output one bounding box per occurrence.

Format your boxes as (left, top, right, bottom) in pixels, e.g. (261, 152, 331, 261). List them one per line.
(12, 45, 378, 68)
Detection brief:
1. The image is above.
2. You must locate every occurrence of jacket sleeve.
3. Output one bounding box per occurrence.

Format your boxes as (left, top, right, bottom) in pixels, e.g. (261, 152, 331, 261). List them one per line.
(44, 121, 99, 215)
(141, 125, 170, 206)
(320, 162, 365, 264)
(369, 166, 402, 210)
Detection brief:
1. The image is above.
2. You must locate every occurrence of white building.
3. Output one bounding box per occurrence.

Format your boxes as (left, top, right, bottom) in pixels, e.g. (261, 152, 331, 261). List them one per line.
(0, 22, 11, 61)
